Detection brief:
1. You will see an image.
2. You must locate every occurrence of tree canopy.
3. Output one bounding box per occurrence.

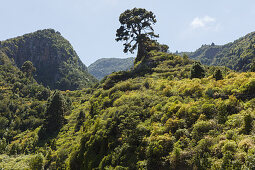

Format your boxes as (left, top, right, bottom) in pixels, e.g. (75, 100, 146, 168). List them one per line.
(39, 91, 67, 138)
(116, 8, 158, 63)
(21, 61, 36, 77)
(190, 61, 206, 79)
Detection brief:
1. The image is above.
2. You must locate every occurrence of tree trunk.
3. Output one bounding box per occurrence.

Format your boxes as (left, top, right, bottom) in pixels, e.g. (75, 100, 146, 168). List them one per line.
(135, 42, 145, 64)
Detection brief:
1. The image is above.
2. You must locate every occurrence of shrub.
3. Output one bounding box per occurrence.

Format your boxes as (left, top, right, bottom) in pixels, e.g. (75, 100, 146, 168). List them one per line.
(241, 79, 255, 94)
(202, 103, 217, 119)
(192, 120, 215, 140)
(238, 138, 254, 152)
(222, 140, 237, 153)
(29, 153, 44, 170)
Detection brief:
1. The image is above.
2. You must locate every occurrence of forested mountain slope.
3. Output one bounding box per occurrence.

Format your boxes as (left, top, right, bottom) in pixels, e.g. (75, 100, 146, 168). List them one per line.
(0, 29, 97, 90)
(188, 32, 255, 71)
(1, 42, 255, 169)
(1, 8, 255, 169)
(88, 57, 134, 80)
(69, 49, 255, 170)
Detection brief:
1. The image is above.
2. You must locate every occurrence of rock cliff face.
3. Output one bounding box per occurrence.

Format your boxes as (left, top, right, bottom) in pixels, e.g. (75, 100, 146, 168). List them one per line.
(0, 29, 97, 90)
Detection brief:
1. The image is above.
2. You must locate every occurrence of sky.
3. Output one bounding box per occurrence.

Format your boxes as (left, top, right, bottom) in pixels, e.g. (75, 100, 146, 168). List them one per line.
(1, 0, 255, 66)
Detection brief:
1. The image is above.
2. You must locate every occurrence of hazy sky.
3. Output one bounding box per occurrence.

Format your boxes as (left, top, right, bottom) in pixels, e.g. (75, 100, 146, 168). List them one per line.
(1, 0, 255, 66)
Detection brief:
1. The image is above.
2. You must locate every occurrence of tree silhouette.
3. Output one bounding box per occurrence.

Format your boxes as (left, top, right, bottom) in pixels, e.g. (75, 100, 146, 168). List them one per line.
(213, 69, 223, 80)
(116, 8, 158, 63)
(190, 62, 205, 79)
(39, 91, 67, 138)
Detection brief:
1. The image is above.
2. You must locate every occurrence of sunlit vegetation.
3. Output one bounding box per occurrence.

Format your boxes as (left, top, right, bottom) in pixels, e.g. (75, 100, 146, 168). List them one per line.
(187, 32, 255, 72)
(1, 7, 255, 170)
(0, 29, 97, 90)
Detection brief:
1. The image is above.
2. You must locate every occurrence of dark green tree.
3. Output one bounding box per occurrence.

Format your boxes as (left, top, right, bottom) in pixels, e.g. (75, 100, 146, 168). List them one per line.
(213, 69, 223, 80)
(75, 110, 85, 132)
(250, 59, 255, 72)
(190, 62, 206, 79)
(21, 61, 36, 77)
(40, 91, 67, 137)
(116, 8, 159, 63)
(243, 113, 253, 134)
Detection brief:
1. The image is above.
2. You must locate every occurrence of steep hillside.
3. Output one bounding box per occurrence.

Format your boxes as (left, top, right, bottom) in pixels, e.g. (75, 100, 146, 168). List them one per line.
(68, 50, 255, 170)
(1, 46, 255, 169)
(88, 57, 134, 80)
(0, 29, 97, 90)
(188, 32, 255, 71)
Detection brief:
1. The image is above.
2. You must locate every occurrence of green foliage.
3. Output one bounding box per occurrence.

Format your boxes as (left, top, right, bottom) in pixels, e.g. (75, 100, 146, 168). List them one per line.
(190, 61, 205, 79)
(75, 110, 85, 132)
(0, 29, 97, 90)
(3, 10, 255, 170)
(39, 91, 68, 138)
(21, 61, 36, 77)
(192, 120, 215, 141)
(88, 57, 135, 80)
(29, 153, 44, 170)
(243, 113, 253, 134)
(189, 32, 255, 72)
(116, 8, 158, 63)
(213, 69, 223, 80)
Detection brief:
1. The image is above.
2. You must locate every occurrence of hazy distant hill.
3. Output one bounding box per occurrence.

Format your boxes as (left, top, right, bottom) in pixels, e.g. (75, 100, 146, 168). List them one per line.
(188, 32, 255, 71)
(0, 29, 97, 90)
(88, 57, 134, 80)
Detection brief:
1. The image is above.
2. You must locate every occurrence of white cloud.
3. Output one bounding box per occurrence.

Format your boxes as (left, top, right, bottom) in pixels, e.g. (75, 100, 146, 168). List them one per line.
(190, 16, 216, 29)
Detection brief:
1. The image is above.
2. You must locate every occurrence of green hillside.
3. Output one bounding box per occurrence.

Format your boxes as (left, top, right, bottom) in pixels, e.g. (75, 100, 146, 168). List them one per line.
(88, 57, 134, 80)
(1, 8, 255, 170)
(0, 29, 97, 90)
(188, 32, 255, 71)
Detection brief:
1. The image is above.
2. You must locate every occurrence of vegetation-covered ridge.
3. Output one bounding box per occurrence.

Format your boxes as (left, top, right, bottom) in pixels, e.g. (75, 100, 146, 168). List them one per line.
(187, 31, 255, 72)
(2, 7, 255, 170)
(88, 57, 134, 80)
(69, 48, 255, 169)
(0, 29, 97, 90)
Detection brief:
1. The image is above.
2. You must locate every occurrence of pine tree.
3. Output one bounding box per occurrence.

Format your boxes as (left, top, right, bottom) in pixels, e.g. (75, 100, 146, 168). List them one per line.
(190, 62, 205, 79)
(244, 114, 253, 134)
(213, 69, 223, 80)
(40, 91, 67, 138)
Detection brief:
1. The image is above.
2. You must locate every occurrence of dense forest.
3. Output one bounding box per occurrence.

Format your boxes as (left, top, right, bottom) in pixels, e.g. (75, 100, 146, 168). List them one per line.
(88, 57, 134, 80)
(0, 29, 97, 90)
(0, 8, 255, 170)
(186, 32, 255, 72)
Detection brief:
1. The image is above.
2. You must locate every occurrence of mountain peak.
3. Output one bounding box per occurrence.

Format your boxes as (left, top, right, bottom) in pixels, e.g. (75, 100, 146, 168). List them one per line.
(0, 29, 97, 90)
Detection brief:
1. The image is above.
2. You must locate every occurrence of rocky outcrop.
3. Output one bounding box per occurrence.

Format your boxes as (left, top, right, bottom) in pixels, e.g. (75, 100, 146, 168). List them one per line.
(0, 29, 97, 90)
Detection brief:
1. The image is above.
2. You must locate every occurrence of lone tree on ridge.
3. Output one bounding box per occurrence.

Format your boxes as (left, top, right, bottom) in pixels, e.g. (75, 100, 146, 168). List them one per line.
(116, 8, 159, 63)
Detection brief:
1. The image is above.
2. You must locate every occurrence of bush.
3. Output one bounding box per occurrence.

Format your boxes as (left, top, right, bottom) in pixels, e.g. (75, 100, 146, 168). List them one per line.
(29, 153, 44, 170)
(241, 79, 255, 94)
(192, 120, 215, 140)
(202, 103, 217, 119)
(222, 140, 237, 153)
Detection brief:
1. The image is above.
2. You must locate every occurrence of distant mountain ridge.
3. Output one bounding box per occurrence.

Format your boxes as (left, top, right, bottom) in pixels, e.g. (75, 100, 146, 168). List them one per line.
(88, 57, 134, 80)
(188, 31, 255, 71)
(0, 29, 97, 90)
